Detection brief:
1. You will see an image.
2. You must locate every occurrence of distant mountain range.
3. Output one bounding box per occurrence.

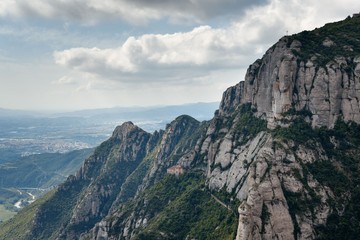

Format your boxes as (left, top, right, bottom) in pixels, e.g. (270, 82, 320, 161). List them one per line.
(0, 102, 219, 122)
(0, 102, 219, 158)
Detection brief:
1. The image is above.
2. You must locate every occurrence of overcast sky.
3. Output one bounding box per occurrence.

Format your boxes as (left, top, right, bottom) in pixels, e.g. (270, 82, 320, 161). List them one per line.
(1, 0, 359, 111)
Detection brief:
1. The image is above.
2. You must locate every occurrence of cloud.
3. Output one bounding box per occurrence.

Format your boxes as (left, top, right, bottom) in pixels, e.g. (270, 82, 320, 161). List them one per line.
(52, 0, 360, 87)
(49, 0, 304, 84)
(127, 0, 269, 22)
(0, 0, 269, 25)
(53, 23, 267, 84)
(0, 0, 151, 25)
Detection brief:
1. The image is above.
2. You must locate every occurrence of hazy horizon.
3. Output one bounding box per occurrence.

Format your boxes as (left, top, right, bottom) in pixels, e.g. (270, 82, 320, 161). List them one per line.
(0, 101, 220, 113)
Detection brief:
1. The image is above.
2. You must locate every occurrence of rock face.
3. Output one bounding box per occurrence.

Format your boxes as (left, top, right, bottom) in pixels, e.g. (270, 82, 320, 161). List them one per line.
(1, 15, 360, 240)
(220, 35, 360, 129)
(60, 122, 151, 239)
(202, 115, 332, 240)
(205, 16, 360, 239)
(87, 115, 204, 240)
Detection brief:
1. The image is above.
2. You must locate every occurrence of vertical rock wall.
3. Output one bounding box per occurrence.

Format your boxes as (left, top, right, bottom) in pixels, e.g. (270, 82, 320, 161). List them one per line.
(219, 37, 360, 128)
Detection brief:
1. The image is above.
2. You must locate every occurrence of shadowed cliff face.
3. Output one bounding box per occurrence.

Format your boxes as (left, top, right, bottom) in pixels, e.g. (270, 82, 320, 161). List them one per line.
(2, 15, 360, 240)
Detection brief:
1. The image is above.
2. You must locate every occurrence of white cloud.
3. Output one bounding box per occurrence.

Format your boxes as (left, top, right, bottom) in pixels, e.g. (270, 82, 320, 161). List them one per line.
(46, 1, 295, 83)
(53, 23, 266, 84)
(52, 0, 360, 87)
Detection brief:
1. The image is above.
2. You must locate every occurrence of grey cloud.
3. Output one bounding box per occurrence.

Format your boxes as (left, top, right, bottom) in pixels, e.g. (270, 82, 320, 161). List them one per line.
(1, 0, 269, 24)
(13, 1, 112, 23)
(126, 0, 270, 21)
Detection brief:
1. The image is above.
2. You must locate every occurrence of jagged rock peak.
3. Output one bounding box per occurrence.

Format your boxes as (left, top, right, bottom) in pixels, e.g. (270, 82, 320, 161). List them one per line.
(112, 121, 145, 139)
(219, 81, 245, 115)
(165, 115, 200, 138)
(157, 114, 200, 162)
(172, 114, 199, 124)
(219, 16, 360, 128)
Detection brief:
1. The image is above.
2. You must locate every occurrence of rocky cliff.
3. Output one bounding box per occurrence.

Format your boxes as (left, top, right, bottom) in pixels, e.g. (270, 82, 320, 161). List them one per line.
(220, 16, 360, 129)
(208, 15, 360, 239)
(1, 15, 360, 240)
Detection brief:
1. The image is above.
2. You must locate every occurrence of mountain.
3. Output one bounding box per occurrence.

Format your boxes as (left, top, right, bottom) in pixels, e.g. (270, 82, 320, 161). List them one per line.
(1, 15, 360, 240)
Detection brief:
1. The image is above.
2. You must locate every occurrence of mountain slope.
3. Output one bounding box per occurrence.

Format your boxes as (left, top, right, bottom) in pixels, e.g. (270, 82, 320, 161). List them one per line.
(1, 14, 360, 240)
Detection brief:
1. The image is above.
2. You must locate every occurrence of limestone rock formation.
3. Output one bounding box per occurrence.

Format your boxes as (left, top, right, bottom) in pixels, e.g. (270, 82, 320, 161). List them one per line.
(220, 24, 360, 128)
(1, 14, 360, 240)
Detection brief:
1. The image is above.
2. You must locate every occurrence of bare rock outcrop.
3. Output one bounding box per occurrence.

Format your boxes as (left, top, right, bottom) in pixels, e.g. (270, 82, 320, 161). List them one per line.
(203, 124, 332, 240)
(219, 37, 360, 128)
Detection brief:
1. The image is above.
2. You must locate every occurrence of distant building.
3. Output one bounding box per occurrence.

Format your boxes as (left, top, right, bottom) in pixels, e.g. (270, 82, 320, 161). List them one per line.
(353, 13, 360, 18)
(167, 165, 184, 176)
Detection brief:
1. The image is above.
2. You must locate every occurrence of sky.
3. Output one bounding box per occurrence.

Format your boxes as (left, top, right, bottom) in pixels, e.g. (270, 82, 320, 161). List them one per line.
(1, 0, 360, 111)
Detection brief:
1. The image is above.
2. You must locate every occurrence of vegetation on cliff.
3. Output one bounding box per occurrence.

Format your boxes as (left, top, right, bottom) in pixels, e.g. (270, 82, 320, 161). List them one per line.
(288, 15, 360, 66)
